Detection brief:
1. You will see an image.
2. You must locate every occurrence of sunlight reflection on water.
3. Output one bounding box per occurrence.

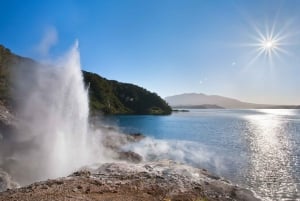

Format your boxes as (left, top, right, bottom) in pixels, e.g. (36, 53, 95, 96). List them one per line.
(245, 109, 300, 200)
(108, 109, 300, 200)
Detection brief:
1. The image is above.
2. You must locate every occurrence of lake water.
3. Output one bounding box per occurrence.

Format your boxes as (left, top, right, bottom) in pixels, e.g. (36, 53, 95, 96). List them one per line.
(105, 109, 300, 201)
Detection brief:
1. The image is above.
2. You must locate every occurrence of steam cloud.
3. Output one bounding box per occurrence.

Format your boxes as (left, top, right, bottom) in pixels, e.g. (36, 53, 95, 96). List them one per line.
(0, 40, 224, 190)
(123, 138, 227, 175)
(0, 42, 108, 186)
(36, 26, 58, 56)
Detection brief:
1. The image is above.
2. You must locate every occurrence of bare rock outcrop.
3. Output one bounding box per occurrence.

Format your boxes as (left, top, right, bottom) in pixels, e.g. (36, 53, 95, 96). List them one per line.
(0, 160, 260, 201)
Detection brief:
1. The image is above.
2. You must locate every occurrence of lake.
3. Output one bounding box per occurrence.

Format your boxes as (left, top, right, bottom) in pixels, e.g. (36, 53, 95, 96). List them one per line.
(104, 109, 300, 201)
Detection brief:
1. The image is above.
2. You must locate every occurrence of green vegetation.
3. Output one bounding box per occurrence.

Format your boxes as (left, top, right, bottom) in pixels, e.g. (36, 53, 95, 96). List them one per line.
(0, 45, 37, 110)
(83, 71, 172, 115)
(0, 44, 172, 115)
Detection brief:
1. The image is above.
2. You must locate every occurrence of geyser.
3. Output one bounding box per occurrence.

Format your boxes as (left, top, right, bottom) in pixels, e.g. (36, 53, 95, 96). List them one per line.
(3, 41, 104, 185)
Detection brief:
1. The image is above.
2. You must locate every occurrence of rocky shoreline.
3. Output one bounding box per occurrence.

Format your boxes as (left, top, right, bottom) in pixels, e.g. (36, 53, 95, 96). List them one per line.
(0, 160, 260, 201)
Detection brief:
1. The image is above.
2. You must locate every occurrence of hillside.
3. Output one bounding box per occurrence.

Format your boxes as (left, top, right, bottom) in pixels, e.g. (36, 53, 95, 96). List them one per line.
(165, 93, 300, 109)
(0, 45, 38, 109)
(0, 45, 171, 115)
(82, 71, 171, 115)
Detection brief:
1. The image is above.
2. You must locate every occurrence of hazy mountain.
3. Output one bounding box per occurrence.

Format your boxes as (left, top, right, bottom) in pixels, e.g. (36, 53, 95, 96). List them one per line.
(172, 104, 224, 109)
(165, 93, 299, 109)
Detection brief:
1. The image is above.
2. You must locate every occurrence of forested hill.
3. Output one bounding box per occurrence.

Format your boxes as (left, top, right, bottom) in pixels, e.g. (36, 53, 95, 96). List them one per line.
(0, 45, 171, 115)
(83, 71, 171, 114)
(0, 45, 38, 109)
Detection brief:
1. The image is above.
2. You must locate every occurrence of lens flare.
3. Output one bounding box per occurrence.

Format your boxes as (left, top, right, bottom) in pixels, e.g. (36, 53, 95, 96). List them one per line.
(241, 19, 295, 68)
(251, 25, 288, 65)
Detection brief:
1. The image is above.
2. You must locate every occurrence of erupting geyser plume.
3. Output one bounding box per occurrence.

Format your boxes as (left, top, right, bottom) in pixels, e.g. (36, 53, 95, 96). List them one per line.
(0, 41, 219, 190)
(1, 41, 105, 185)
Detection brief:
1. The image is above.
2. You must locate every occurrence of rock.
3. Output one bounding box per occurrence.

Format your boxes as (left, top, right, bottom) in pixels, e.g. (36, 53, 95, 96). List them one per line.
(71, 170, 91, 177)
(101, 131, 146, 152)
(116, 151, 143, 163)
(126, 133, 146, 142)
(100, 130, 145, 164)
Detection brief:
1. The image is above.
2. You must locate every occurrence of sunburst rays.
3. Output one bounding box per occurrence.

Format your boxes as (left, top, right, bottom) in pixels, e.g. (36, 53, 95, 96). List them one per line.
(250, 22, 289, 65)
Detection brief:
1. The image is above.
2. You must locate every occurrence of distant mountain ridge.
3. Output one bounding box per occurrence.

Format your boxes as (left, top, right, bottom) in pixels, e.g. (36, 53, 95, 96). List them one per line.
(165, 93, 300, 109)
(172, 104, 224, 109)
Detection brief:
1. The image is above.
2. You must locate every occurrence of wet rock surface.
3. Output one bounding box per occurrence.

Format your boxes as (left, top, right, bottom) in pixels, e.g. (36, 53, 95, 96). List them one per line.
(100, 127, 145, 162)
(116, 151, 143, 163)
(0, 160, 260, 201)
(101, 128, 146, 151)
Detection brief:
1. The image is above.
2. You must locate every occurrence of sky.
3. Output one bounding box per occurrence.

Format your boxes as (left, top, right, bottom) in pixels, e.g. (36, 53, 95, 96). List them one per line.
(1, 0, 300, 105)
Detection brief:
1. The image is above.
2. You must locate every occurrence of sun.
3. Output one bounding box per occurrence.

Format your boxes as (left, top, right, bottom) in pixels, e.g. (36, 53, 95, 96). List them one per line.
(246, 22, 290, 65)
(262, 39, 276, 50)
(259, 37, 279, 55)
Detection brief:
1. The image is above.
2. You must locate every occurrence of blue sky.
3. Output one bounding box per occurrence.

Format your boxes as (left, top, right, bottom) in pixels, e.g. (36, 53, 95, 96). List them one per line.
(1, 0, 300, 104)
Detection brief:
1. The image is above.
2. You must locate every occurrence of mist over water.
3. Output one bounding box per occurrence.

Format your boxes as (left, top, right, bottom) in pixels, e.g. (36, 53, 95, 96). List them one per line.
(109, 110, 300, 200)
(123, 138, 227, 175)
(0, 42, 106, 185)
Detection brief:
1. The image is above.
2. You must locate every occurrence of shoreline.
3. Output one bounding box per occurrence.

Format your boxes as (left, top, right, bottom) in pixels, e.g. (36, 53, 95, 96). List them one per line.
(0, 160, 260, 201)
